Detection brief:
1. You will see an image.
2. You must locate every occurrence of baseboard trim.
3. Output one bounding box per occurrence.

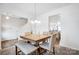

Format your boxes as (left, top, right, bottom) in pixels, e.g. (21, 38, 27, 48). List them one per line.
(60, 45, 79, 51)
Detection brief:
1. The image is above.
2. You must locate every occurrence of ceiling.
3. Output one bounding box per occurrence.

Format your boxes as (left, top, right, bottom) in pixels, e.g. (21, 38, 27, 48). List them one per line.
(0, 3, 71, 18)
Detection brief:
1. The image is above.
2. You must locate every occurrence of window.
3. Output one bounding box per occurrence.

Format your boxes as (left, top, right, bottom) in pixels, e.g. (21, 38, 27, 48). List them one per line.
(49, 14, 61, 32)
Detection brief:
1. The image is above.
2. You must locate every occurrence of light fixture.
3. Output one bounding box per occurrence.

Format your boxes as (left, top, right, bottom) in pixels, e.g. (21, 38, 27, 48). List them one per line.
(30, 3, 41, 34)
(5, 16, 10, 20)
(31, 3, 40, 24)
(3, 12, 10, 20)
(34, 20, 40, 23)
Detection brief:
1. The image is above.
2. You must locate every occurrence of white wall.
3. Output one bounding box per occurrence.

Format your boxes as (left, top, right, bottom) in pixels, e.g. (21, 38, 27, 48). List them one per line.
(0, 4, 79, 50)
(19, 20, 31, 33)
(1, 15, 28, 40)
(37, 4, 79, 50)
(0, 15, 1, 49)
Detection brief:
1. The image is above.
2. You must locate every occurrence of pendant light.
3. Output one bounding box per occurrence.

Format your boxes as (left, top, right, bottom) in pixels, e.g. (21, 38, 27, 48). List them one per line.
(30, 3, 41, 34)
(31, 3, 40, 24)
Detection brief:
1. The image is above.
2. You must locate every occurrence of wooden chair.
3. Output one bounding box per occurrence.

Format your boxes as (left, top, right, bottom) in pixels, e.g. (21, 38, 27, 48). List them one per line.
(40, 32, 61, 55)
(19, 32, 32, 43)
(15, 40, 38, 55)
(21, 32, 32, 36)
(42, 32, 49, 43)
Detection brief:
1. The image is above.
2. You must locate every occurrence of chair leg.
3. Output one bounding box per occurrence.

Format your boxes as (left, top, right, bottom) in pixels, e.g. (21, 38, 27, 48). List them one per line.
(48, 51, 51, 55)
(15, 46, 18, 55)
(36, 49, 39, 55)
(53, 47, 55, 55)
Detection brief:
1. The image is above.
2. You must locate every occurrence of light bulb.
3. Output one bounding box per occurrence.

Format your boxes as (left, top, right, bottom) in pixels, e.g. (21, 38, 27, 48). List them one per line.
(38, 21, 40, 24)
(6, 16, 10, 20)
(34, 20, 41, 24)
(31, 20, 35, 24)
(34, 20, 38, 23)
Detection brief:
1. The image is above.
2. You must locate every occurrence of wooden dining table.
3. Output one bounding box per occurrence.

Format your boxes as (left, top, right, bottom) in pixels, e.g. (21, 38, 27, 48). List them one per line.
(20, 34, 51, 42)
(20, 34, 51, 54)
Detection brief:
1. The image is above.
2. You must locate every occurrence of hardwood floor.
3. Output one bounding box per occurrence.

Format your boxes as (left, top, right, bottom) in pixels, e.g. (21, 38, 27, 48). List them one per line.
(0, 46, 79, 55)
(0, 39, 79, 55)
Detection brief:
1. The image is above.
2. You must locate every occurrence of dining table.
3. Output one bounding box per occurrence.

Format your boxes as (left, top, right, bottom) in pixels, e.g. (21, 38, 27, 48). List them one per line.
(20, 34, 51, 54)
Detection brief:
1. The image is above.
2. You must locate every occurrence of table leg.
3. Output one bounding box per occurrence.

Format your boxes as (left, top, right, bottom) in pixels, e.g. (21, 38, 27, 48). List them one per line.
(34, 42, 41, 55)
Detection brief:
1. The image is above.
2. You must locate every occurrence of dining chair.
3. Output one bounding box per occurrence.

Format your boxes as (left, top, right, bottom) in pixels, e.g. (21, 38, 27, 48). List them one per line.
(21, 32, 32, 36)
(15, 40, 38, 55)
(42, 32, 49, 43)
(25, 32, 32, 36)
(18, 32, 36, 45)
(19, 32, 32, 43)
(40, 32, 61, 55)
